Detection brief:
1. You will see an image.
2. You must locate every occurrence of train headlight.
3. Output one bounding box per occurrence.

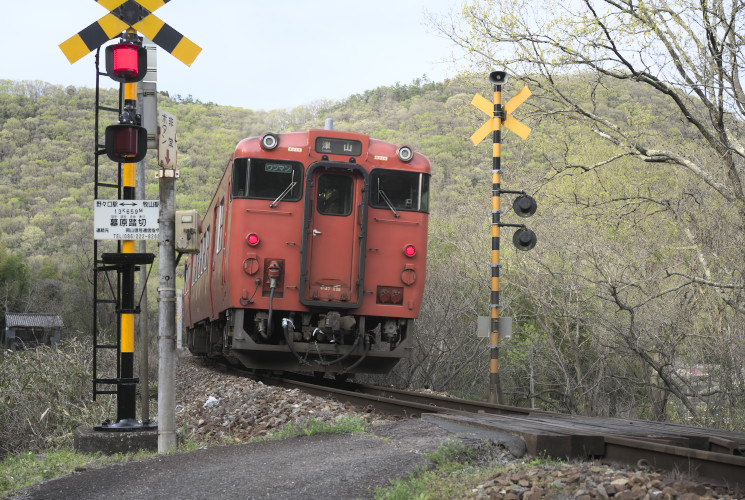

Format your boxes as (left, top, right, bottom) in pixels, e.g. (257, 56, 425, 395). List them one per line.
(260, 133, 279, 151)
(403, 244, 417, 257)
(397, 146, 414, 163)
(247, 233, 260, 246)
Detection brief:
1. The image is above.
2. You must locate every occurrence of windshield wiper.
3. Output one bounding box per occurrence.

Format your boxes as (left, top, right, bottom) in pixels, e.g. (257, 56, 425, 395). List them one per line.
(378, 190, 400, 218)
(270, 181, 297, 208)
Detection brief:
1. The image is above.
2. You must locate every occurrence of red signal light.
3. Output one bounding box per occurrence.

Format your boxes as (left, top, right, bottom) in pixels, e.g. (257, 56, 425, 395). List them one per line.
(247, 233, 260, 246)
(403, 245, 417, 257)
(105, 43, 147, 83)
(113, 45, 139, 78)
(104, 124, 148, 163)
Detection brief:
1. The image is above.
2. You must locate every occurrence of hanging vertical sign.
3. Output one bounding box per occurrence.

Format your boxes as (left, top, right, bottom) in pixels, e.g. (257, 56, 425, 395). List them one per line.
(158, 110, 177, 169)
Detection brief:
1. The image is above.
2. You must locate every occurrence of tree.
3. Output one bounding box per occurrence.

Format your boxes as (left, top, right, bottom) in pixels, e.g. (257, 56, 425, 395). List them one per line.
(0, 245, 29, 324)
(437, 0, 745, 312)
(433, 0, 745, 424)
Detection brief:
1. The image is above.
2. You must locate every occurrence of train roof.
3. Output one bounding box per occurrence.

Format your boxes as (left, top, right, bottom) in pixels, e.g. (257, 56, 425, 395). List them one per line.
(233, 130, 431, 174)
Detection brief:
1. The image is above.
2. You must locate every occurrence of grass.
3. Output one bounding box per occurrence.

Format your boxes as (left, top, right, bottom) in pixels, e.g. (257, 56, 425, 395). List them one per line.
(373, 441, 560, 500)
(254, 415, 369, 441)
(0, 436, 205, 499)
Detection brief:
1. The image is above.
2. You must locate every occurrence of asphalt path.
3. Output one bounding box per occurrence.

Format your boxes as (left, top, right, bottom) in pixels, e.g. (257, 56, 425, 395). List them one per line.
(15, 418, 522, 500)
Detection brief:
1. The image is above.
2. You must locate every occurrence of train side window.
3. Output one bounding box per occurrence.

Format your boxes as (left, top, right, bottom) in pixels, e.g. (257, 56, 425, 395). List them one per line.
(232, 158, 303, 201)
(370, 170, 430, 213)
(317, 174, 353, 216)
(203, 228, 210, 274)
(215, 198, 224, 254)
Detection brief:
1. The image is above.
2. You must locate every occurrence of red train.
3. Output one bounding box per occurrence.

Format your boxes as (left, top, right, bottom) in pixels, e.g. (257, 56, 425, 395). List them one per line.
(184, 129, 430, 375)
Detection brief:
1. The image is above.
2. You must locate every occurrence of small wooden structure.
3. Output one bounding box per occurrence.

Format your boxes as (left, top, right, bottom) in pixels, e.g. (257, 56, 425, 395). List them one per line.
(2, 313, 64, 350)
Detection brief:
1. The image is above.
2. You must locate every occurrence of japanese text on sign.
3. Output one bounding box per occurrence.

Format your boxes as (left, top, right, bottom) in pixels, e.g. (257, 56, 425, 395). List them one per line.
(94, 200, 160, 240)
(158, 110, 177, 168)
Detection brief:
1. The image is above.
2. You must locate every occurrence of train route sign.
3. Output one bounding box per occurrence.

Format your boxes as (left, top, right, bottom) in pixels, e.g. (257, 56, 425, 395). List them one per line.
(94, 199, 160, 240)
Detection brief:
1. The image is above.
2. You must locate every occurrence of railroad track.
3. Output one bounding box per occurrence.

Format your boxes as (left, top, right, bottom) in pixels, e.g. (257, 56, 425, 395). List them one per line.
(246, 371, 745, 489)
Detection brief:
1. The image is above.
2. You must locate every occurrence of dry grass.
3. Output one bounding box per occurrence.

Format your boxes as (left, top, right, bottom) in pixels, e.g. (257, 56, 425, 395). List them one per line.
(0, 339, 115, 458)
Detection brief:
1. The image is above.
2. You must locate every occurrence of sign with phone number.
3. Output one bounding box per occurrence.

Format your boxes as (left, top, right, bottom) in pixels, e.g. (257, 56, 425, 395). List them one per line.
(94, 200, 160, 240)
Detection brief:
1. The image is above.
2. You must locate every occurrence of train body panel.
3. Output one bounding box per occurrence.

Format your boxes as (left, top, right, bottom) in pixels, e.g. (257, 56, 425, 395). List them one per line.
(184, 130, 430, 374)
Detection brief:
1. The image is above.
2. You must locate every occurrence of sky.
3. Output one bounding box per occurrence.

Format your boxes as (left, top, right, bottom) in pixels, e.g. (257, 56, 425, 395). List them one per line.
(5, 0, 466, 111)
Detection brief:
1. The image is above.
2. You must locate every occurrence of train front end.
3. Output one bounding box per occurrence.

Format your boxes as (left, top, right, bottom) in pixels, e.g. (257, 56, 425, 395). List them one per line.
(184, 130, 430, 375)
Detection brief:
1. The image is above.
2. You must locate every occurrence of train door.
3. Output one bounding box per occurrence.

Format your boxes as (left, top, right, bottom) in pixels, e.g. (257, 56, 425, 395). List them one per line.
(301, 163, 368, 307)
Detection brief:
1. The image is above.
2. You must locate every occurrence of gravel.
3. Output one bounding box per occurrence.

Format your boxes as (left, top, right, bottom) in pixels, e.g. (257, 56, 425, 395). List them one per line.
(468, 462, 743, 499)
(175, 352, 744, 499)
(175, 352, 394, 444)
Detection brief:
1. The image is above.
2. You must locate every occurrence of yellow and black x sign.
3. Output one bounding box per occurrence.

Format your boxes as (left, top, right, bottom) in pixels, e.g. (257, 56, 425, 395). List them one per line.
(470, 86, 532, 144)
(60, 0, 201, 66)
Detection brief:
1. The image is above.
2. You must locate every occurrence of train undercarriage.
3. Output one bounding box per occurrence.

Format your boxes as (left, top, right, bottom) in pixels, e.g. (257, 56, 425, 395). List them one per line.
(186, 308, 414, 375)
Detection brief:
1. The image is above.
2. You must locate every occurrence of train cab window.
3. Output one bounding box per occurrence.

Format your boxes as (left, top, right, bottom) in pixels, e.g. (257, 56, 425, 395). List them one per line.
(317, 174, 353, 216)
(370, 170, 430, 213)
(232, 158, 303, 202)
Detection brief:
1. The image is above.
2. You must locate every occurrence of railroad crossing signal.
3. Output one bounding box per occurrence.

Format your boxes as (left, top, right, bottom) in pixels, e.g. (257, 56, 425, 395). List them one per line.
(59, 0, 202, 66)
(469, 71, 537, 405)
(470, 86, 533, 144)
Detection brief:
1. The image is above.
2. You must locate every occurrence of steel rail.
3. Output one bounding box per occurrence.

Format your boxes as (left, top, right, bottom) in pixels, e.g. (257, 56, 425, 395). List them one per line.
(210, 362, 745, 489)
(259, 374, 745, 489)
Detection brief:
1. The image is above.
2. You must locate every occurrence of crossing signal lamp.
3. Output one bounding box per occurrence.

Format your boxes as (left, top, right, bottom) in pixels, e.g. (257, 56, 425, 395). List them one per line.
(105, 43, 147, 83)
(503, 193, 538, 251)
(513, 195, 538, 218)
(105, 124, 148, 163)
(513, 227, 538, 251)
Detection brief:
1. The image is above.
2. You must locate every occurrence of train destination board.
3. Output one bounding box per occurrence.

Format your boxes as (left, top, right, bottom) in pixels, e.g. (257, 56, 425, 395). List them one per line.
(94, 200, 160, 240)
(315, 137, 362, 156)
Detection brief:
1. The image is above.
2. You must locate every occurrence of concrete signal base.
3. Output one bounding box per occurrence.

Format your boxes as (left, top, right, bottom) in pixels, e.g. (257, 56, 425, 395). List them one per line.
(74, 426, 158, 455)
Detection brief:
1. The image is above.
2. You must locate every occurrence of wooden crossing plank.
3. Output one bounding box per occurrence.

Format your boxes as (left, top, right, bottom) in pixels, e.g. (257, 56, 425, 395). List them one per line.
(430, 413, 604, 458)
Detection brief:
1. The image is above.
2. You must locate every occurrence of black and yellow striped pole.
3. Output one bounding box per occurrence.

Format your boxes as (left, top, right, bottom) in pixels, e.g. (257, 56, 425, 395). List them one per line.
(489, 71, 506, 404)
(95, 29, 155, 429)
(471, 71, 533, 404)
(119, 68, 139, 424)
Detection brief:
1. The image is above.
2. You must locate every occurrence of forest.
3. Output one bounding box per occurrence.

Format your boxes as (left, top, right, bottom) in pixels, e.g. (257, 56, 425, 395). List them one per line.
(2, 0, 744, 433)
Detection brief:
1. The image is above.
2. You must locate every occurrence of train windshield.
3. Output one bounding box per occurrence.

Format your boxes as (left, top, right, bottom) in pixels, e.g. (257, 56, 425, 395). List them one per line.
(231, 158, 303, 201)
(370, 170, 430, 213)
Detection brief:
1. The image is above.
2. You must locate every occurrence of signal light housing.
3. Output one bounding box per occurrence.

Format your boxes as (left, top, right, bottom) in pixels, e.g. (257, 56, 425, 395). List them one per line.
(247, 233, 260, 246)
(513, 227, 537, 251)
(513, 195, 538, 218)
(105, 43, 147, 83)
(105, 124, 148, 163)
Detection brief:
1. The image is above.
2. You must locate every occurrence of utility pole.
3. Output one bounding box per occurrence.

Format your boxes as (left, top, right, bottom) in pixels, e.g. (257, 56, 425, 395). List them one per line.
(157, 111, 178, 453)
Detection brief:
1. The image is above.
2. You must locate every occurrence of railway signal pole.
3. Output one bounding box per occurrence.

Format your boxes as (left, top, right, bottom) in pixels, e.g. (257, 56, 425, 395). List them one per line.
(60, 0, 200, 443)
(471, 71, 537, 404)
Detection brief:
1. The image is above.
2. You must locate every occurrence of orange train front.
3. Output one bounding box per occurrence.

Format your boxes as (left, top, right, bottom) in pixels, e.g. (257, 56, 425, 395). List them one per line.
(184, 130, 430, 375)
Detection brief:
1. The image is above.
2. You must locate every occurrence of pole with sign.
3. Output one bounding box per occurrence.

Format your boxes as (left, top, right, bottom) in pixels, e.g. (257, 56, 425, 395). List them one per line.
(157, 110, 178, 453)
(470, 71, 537, 404)
(60, 0, 200, 449)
